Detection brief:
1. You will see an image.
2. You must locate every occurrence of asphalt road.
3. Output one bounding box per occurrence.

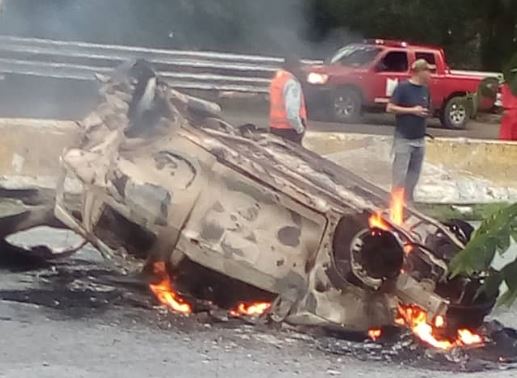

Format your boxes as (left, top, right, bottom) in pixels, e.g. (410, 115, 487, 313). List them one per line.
(0, 75, 502, 140)
(0, 228, 516, 378)
(224, 110, 502, 140)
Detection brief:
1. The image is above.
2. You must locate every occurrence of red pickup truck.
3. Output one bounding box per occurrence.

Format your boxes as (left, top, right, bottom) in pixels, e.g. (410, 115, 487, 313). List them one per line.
(303, 39, 499, 129)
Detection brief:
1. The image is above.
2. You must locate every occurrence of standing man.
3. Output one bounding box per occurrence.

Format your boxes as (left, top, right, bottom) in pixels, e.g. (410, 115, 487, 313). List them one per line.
(387, 59, 433, 203)
(269, 56, 307, 145)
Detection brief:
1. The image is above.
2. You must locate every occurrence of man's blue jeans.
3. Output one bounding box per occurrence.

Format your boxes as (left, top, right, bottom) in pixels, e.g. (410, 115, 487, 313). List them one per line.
(392, 138, 425, 202)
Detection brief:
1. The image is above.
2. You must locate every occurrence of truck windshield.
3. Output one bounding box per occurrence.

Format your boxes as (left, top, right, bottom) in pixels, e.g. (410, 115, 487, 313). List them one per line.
(329, 45, 381, 67)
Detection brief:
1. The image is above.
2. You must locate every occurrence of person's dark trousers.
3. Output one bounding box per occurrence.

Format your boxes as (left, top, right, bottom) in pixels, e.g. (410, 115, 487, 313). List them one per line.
(270, 128, 304, 145)
(392, 138, 425, 203)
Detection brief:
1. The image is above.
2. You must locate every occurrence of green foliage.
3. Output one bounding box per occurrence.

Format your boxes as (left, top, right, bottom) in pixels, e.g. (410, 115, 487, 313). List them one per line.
(415, 202, 509, 222)
(310, 0, 517, 69)
(503, 52, 517, 96)
(499, 260, 517, 306)
(449, 203, 517, 306)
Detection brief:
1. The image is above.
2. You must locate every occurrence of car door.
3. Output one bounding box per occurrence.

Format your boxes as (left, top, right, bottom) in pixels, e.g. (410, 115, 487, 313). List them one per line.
(367, 50, 411, 106)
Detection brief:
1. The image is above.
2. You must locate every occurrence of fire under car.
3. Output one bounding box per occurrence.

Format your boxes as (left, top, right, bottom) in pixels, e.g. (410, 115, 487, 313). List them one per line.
(49, 60, 496, 348)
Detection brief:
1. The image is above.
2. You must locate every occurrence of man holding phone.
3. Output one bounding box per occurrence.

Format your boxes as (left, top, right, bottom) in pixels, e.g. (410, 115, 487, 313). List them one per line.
(387, 59, 433, 203)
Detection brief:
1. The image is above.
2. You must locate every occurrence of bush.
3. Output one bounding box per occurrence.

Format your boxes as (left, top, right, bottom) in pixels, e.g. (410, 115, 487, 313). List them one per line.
(450, 203, 517, 307)
(503, 52, 517, 96)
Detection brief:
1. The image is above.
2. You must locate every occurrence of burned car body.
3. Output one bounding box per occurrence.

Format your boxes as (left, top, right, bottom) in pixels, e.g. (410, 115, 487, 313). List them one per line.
(53, 61, 495, 333)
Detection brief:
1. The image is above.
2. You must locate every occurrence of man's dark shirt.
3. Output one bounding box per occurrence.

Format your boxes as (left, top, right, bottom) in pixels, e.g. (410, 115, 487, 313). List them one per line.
(390, 80, 430, 140)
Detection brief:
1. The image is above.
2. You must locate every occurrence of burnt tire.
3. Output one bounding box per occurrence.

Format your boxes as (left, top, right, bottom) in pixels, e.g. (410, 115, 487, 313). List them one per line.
(332, 88, 363, 123)
(433, 219, 497, 331)
(426, 218, 475, 261)
(443, 219, 475, 245)
(441, 96, 470, 130)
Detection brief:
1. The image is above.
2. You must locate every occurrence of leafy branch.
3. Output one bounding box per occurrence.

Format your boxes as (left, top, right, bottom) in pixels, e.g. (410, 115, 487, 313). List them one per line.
(450, 203, 517, 306)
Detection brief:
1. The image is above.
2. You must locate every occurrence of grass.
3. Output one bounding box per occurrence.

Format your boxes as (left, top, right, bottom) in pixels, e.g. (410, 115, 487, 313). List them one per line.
(414, 202, 510, 222)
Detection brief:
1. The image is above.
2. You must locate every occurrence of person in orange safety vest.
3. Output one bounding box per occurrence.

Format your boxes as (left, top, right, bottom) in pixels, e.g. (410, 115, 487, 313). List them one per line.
(269, 56, 307, 145)
(500, 68, 517, 141)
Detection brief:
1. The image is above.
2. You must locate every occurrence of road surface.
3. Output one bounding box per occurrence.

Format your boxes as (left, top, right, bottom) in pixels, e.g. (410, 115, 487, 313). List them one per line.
(0, 228, 516, 378)
(224, 110, 502, 140)
(0, 75, 503, 141)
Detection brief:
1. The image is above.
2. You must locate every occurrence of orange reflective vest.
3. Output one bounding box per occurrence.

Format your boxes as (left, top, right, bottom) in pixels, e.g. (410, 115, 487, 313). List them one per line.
(269, 70, 307, 130)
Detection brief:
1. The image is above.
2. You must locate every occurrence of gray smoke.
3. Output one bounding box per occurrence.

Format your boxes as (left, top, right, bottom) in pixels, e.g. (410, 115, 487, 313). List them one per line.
(0, 0, 358, 59)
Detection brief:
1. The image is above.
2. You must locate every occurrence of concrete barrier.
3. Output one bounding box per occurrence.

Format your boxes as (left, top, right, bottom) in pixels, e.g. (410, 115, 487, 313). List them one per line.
(0, 119, 515, 203)
(426, 138, 517, 187)
(0, 119, 78, 180)
(304, 132, 517, 189)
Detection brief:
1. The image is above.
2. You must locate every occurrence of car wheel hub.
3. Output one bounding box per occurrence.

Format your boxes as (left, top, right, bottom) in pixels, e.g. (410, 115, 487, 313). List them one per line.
(449, 103, 467, 126)
(334, 95, 356, 117)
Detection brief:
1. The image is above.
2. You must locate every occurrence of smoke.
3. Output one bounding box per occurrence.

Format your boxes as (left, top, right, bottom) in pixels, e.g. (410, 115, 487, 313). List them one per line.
(0, 0, 359, 59)
(0, 0, 141, 45)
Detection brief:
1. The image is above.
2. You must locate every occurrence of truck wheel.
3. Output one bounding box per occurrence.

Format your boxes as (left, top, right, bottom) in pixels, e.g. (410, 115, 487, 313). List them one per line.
(332, 88, 362, 123)
(441, 96, 470, 129)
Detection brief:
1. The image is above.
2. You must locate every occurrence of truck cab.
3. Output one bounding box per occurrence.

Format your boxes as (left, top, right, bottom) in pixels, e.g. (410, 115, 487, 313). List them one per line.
(304, 39, 496, 129)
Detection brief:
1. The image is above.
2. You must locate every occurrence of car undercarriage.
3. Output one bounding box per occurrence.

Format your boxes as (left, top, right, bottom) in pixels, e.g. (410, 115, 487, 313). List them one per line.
(28, 60, 491, 340)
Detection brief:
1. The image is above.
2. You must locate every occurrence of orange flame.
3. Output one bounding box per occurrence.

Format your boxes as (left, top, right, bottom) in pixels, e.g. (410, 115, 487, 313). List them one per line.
(149, 261, 192, 315)
(368, 328, 382, 341)
(368, 211, 390, 231)
(397, 305, 483, 350)
(230, 302, 271, 317)
(390, 188, 405, 226)
(368, 188, 406, 232)
(403, 244, 414, 254)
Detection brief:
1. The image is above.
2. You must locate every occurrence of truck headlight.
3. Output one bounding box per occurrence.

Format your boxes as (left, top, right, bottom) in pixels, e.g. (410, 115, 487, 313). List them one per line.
(307, 73, 329, 85)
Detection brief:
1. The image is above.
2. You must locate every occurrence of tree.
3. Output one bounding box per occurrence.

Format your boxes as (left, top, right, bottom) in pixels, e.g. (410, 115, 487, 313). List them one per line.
(450, 203, 517, 306)
(1, 0, 515, 69)
(471, 0, 517, 71)
(307, 0, 517, 69)
(503, 52, 517, 96)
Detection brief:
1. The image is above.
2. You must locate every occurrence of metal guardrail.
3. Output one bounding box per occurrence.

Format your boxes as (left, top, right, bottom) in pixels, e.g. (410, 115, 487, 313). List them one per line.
(0, 35, 322, 93)
(0, 35, 503, 94)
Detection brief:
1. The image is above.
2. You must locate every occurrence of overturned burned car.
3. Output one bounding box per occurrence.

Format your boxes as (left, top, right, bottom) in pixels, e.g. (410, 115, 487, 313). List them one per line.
(47, 61, 495, 344)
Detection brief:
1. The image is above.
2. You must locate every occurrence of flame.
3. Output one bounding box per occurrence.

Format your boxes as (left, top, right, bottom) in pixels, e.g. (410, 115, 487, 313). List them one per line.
(390, 188, 405, 226)
(397, 305, 484, 350)
(368, 188, 406, 232)
(230, 302, 271, 317)
(148, 261, 192, 315)
(434, 315, 445, 328)
(403, 244, 414, 254)
(458, 329, 483, 345)
(368, 328, 382, 341)
(368, 211, 390, 231)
